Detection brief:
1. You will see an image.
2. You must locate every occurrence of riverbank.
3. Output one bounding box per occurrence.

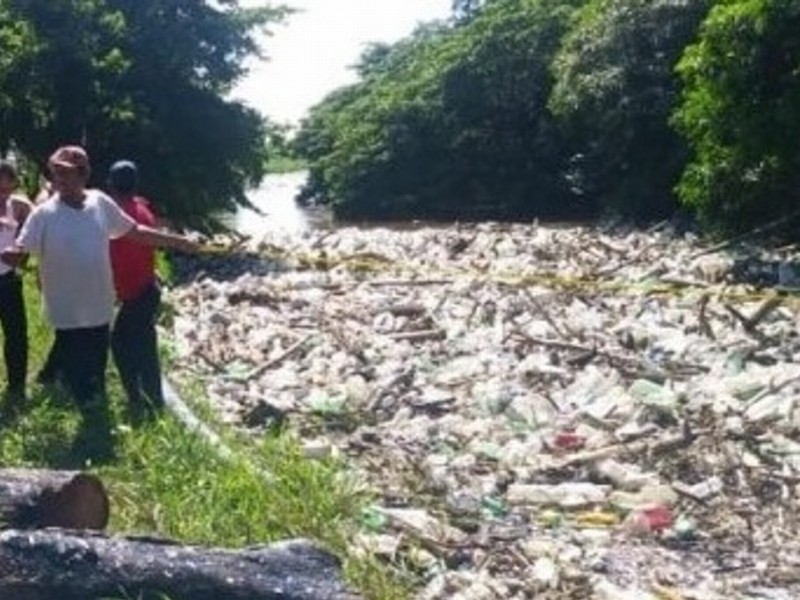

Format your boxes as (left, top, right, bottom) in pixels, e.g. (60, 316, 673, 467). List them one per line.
(169, 222, 800, 599)
(0, 280, 409, 599)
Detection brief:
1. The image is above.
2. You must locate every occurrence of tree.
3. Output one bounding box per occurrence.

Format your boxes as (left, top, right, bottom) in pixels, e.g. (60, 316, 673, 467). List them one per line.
(353, 43, 394, 78)
(0, 0, 287, 227)
(550, 0, 712, 221)
(296, 0, 587, 221)
(451, 0, 487, 21)
(673, 0, 800, 232)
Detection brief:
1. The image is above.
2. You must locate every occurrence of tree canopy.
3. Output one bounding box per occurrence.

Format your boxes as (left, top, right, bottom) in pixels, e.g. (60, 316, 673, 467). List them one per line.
(296, 0, 587, 221)
(295, 0, 800, 233)
(0, 0, 287, 227)
(673, 0, 800, 232)
(550, 0, 712, 221)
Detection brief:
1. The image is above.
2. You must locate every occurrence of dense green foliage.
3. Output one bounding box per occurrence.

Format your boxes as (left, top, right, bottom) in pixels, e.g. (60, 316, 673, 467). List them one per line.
(4, 0, 794, 230)
(551, 0, 712, 220)
(0, 0, 286, 227)
(673, 0, 800, 232)
(297, 0, 800, 232)
(296, 0, 586, 220)
(263, 121, 307, 174)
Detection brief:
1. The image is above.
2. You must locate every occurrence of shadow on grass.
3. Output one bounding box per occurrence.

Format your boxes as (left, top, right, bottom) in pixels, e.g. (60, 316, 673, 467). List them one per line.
(0, 384, 119, 470)
(0, 381, 412, 599)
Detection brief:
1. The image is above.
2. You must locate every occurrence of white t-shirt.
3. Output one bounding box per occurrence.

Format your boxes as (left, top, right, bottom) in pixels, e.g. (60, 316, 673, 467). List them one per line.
(17, 190, 135, 329)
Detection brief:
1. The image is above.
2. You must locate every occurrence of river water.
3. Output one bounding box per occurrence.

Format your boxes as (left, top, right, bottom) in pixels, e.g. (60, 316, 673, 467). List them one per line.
(231, 172, 576, 236)
(231, 171, 443, 236)
(231, 172, 331, 237)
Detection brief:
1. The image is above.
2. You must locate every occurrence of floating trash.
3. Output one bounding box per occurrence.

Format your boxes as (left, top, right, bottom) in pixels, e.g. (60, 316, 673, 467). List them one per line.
(168, 223, 800, 598)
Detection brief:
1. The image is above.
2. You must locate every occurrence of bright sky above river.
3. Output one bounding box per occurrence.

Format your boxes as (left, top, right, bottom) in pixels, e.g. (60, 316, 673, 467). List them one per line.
(234, 0, 452, 125)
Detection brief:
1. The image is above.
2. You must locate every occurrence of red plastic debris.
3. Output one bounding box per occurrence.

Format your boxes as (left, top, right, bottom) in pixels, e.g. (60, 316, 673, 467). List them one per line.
(640, 505, 673, 532)
(553, 431, 587, 451)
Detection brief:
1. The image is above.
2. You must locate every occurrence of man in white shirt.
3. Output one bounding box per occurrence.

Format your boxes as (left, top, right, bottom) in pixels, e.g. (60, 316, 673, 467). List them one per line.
(1, 145, 197, 458)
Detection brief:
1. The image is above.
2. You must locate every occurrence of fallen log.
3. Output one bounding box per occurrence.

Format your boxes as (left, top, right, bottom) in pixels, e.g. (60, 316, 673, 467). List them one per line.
(0, 529, 361, 600)
(0, 469, 108, 530)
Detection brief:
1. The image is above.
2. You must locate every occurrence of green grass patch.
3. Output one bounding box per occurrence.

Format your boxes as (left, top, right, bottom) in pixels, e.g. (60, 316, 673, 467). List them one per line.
(0, 278, 410, 600)
(264, 156, 308, 174)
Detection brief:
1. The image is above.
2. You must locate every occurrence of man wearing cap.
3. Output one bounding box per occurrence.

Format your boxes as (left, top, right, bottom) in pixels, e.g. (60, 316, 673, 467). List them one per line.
(0, 145, 197, 456)
(0, 161, 32, 408)
(107, 160, 167, 422)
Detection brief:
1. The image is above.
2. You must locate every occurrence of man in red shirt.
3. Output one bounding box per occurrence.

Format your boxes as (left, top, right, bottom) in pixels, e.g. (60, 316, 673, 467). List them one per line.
(107, 160, 166, 422)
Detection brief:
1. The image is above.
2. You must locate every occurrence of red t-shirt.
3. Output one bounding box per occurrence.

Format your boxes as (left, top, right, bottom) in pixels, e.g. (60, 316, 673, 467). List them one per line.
(110, 196, 157, 302)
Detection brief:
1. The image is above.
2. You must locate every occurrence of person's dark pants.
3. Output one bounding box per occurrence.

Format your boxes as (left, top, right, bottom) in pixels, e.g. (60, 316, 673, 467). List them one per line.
(38, 336, 64, 385)
(56, 325, 113, 449)
(0, 271, 28, 394)
(111, 283, 164, 418)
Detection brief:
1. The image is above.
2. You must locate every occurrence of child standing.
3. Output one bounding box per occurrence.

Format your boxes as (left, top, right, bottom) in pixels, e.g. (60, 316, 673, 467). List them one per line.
(0, 146, 196, 457)
(0, 161, 31, 405)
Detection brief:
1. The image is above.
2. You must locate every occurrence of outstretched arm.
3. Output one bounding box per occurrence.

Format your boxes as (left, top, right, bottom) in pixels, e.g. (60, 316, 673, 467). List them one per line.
(121, 224, 199, 253)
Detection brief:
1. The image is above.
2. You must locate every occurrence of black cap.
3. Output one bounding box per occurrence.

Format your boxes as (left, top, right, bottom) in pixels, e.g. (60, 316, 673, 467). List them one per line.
(108, 160, 137, 194)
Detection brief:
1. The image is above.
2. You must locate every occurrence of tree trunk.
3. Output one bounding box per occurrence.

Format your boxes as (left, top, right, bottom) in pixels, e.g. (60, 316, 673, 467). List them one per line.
(0, 529, 361, 600)
(0, 469, 109, 530)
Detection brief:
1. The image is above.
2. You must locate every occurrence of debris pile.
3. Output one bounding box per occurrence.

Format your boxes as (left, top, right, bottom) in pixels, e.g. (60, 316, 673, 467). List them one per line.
(169, 223, 800, 599)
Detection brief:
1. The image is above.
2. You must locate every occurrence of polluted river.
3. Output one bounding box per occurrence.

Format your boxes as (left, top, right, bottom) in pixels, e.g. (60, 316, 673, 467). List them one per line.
(166, 173, 800, 599)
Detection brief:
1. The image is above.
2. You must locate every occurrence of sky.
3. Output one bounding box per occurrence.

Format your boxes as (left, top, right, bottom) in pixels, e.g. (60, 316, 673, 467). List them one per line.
(233, 0, 452, 125)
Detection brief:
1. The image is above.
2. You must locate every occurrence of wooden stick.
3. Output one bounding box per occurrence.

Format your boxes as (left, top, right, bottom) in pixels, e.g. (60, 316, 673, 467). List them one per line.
(658, 276, 711, 289)
(724, 303, 763, 340)
(555, 429, 710, 469)
(224, 334, 314, 383)
(523, 289, 573, 338)
(745, 294, 783, 330)
(368, 278, 452, 287)
(380, 303, 427, 317)
(388, 329, 446, 343)
(690, 210, 800, 259)
(697, 294, 715, 340)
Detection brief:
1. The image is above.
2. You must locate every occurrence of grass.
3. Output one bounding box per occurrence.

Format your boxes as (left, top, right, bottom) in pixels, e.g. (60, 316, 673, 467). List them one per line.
(0, 277, 410, 599)
(264, 156, 308, 174)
